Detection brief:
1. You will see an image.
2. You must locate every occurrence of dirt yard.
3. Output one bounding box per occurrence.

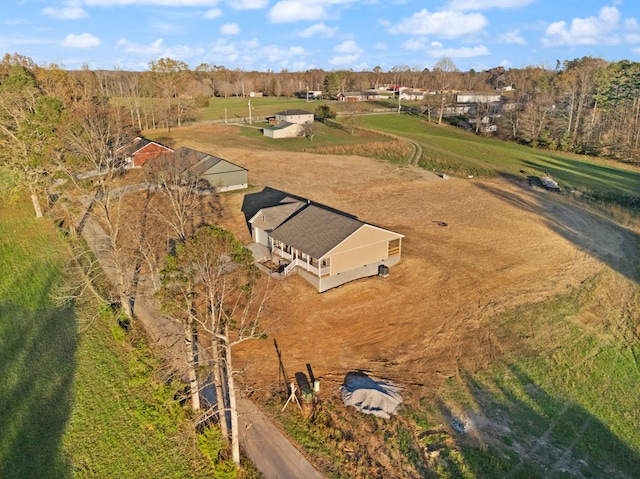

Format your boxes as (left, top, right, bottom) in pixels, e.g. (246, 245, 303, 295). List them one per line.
(208, 147, 633, 405)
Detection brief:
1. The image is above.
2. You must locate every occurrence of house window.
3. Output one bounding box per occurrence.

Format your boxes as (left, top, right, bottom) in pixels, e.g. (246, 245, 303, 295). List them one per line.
(321, 258, 330, 268)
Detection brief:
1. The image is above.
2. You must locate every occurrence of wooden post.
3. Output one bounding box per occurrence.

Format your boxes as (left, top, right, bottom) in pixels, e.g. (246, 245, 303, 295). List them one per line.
(274, 339, 289, 395)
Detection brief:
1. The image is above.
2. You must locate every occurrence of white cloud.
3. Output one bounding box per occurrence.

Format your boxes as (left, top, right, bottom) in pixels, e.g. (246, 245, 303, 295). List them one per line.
(330, 40, 362, 65)
(402, 38, 427, 51)
(424, 43, 490, 58)
(202, 38, 309, 70)
(373, 42, 387, 51)
(498, 29, 526, 45)
(221, 23, 240, 35)
(62, 33, 101, 48)
(295, 23, 338, 38)
(229, 0, 269, 9)
(330, 54, 360, 66)
(116, 38, 204, 59)
(43, 6, 88, 19)
(448, 0, 532, 11)
(388, 9, 488, 37)
(269, 1, 327, 23)
(116, 38, 165, 55)
(203, 8, 223, 19)
(334, 39, 362, 54)
(624, 18, 640, 43)
(543, 6, 621, 46)
(81, 0, 220, 6)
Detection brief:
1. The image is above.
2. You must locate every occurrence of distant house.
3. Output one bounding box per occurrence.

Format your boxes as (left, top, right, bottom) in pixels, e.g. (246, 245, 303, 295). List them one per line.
(456, 92, 502, 104)
(243, 188, 404, 292)
(275, 109, 314, 124)
(295, 90, 322, 100)
(148, 146, 248, 192)
(262, 109, 313, 139)
(262, 121, 304, 139)
(337, 91, 383, 102)
(116, 137, 173, 168)
(398, 90, 426, 101)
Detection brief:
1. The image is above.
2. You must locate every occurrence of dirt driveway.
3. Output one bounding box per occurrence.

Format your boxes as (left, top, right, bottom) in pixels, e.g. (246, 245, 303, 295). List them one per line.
(207, 147, 632, 403)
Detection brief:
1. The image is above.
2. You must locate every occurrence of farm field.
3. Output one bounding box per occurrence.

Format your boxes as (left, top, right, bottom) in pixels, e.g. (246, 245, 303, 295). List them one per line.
(146, 118, 640, 477)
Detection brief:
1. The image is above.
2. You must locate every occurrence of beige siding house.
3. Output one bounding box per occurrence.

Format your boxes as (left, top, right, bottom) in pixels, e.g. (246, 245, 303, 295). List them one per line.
(262, 122, 304, 139)
(262, 109, 312, 138)
(246, 189, 403, 292)
(275, 109, 314, 124)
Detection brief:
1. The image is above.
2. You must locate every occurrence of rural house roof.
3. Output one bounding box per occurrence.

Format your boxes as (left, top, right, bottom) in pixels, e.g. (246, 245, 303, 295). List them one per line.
(116, 137, 172, 156)
(270, 203, 365, 259)
(257, 197, 306, 230)
(275, 109, 313, 116)
(171, 146, 246, 176)
(263, 121, 298, 131)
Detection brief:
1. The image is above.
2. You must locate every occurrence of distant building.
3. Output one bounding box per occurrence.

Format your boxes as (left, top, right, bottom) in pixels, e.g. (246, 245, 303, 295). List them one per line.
(244, 188, 404, 292)
(147, 146, 248, 192)
(115, 137, 173, 168)
(262, 109, 314, 139)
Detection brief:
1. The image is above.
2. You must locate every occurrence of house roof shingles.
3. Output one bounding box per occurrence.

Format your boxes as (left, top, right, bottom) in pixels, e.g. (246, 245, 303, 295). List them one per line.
(270, 204, 364, 259)
(259, 198, 306, 230)
(170, 146, 246, 176)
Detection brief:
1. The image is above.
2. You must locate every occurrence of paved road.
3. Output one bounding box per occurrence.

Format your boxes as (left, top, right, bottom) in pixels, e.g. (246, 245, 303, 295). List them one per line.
(76, 211, 326, 479)
(237, 397, 326, 479)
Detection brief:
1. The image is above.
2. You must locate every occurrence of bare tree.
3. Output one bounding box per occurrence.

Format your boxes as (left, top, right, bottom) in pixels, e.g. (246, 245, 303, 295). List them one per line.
(144, 149, 220, 243)
(432, 57, 460, 125)
(159, 225, 269, 464)
(62, 98, 138, 317)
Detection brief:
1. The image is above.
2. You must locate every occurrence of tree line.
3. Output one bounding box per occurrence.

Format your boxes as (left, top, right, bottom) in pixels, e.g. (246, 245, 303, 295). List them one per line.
(3, 53, 640, 165)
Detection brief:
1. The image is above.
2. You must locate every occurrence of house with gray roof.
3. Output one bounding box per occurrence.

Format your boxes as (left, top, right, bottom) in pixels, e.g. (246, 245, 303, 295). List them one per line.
(245, 188, 403, 292)
(262, 109, 314, 139)
(149, 146, 248, 192)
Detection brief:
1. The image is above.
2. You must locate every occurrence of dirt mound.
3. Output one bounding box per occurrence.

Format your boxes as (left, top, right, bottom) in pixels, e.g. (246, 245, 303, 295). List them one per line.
(341, 372, 403, 418)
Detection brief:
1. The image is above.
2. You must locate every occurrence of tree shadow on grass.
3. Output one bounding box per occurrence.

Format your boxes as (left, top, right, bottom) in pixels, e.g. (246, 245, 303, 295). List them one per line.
(432, 364, 640, 478)
(0, 301, 76, 479)
(474, 177, 640, 284)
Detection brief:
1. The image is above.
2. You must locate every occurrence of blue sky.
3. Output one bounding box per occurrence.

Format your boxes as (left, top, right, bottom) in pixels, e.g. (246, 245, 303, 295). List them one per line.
(2, 0, 639, 72)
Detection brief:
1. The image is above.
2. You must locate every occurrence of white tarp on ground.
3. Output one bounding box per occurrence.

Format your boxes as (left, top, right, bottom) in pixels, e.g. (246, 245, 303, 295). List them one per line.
(340, 371, 403, 419)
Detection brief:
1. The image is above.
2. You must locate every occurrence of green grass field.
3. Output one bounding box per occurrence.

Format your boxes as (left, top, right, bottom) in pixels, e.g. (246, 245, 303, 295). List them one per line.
(195, 96, 413, 123)
(0, 198, 73, 479)
(361, 114, 640, 201)
(0, 198, 216, 478)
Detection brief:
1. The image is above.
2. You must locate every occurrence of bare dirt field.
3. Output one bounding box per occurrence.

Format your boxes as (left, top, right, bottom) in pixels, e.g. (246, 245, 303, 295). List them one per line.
(207, 146, 634, 406)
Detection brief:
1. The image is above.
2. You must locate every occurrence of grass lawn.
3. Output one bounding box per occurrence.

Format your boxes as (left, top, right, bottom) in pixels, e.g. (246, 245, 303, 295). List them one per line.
(360, 114, 640, 204)
(0, 197, 215, 478)
(0, 198, 73, 479)
(427, 270, 640, 477)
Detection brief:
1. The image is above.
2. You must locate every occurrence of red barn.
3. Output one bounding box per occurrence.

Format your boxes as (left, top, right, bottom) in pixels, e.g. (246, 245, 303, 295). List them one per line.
(116, 137, 173, 168)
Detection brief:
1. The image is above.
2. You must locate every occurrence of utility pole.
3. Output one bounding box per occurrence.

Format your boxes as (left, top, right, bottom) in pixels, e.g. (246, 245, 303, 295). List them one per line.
(248, 100, 252, 125)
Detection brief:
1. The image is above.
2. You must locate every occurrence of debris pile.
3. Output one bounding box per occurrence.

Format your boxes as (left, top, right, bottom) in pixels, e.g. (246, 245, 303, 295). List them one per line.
(340, 371, 403, 419)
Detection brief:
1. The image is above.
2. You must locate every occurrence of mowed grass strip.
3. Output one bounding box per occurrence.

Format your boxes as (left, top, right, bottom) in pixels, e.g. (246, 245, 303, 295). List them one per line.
(0, 198, 213, 478)
(361, 113, 640, 201)
(0, 198, 76, 479)
(430, 272, 640, 478)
